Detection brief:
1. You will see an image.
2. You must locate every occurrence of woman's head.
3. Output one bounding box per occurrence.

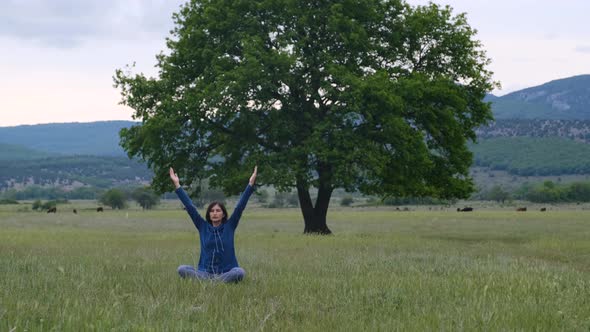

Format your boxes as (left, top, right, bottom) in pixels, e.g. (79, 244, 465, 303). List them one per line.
(206, 201, 227, 224)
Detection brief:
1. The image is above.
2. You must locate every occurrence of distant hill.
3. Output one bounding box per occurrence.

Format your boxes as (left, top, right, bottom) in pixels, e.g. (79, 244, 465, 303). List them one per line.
(484, 93, 499, 102)
(0, 143, 52, 161)
(0, 121, 151, 194)
(491, 75, 590, 119)
(0, 121, 137, 156)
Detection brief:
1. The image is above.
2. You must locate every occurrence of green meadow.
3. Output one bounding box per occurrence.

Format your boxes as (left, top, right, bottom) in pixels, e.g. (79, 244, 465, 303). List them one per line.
(1, 202, 590, 331)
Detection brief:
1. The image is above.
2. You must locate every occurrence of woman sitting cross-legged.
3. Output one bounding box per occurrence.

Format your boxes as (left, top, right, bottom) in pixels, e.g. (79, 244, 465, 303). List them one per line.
(171, 166, 257, 283)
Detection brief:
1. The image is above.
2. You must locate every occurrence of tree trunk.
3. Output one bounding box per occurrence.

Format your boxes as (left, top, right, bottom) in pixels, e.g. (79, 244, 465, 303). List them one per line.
(296, 180, 333, 235)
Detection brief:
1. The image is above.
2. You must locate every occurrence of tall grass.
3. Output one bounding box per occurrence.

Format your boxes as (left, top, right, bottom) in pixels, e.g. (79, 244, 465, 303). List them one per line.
(1, 206, 590, 331)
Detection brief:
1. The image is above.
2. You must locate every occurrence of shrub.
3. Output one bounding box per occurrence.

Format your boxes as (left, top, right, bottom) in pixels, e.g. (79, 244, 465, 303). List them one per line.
(132, 187, 160, 210)
(340, 196, 354, 206)
(32, 200, 42, 210)
(41, 201, 57, 210)
(99, 189, 127, 209)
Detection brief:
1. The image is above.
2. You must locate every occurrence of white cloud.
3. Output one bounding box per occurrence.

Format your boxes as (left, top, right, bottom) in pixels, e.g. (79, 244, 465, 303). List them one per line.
(0, 0, 184, 48)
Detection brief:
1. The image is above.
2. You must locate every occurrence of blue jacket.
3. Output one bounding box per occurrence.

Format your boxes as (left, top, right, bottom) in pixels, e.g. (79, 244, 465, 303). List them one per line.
(175, 184, 254, 274)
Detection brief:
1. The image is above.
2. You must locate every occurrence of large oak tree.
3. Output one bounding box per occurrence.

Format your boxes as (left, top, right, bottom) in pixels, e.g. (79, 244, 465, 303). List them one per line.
(115, 0, 496, 234)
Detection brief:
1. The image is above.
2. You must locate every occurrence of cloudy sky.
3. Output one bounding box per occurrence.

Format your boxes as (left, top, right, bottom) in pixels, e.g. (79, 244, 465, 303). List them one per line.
(1, 0, 589, 127)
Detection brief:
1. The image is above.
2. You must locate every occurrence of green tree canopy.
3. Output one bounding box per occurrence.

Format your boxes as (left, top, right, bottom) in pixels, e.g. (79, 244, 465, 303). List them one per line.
(32, 200, 42, 211)
(487, 185, 510, 203)
(115, 0, 495, 234)
(132, 186, 161, 210)
(100, 189, 127, 210)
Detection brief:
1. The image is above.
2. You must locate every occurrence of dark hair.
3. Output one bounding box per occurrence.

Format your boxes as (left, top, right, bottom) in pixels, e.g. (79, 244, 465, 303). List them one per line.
(205, 201, 228, 224)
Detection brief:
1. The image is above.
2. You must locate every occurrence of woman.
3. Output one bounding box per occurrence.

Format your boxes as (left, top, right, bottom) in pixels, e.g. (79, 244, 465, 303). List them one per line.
(171, 166, 257, 283)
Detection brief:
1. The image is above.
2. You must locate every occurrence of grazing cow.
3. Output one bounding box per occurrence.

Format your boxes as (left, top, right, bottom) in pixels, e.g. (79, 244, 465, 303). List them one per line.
(47, 207, 57, 213)
(73, 209, 77, 214)
(516, 207, 527, 212)
(457, 207, 474, 212)
(97, 207, 104, 212)
(540, 207, 546, 212)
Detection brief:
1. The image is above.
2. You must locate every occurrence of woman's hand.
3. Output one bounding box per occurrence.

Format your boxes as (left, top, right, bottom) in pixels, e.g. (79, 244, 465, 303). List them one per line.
(249, 166, 258, 186)
(169, 167, 180, 189)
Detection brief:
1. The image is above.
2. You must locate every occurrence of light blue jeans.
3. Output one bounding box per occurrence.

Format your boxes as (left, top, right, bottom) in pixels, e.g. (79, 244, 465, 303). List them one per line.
(177, 265, 246, 283)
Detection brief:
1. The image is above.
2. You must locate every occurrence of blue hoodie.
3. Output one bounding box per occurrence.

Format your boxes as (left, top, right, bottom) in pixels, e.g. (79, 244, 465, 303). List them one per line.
(175, 184, 254, 274)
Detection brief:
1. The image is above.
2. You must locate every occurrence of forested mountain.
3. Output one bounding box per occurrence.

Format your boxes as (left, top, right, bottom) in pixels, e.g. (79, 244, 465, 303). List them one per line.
(0, 121, 150, 195)
(472, 75, 590, 177)
(0, 143, 51, 161)
(490, 75, 590, 119)
(0, 121, 136, 156)
(472, 119, 590, 176)
(470, 137, 590, 176)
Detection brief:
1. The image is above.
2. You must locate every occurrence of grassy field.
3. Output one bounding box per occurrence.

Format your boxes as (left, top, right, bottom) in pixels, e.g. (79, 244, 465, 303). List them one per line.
(1, 202, 590, 331)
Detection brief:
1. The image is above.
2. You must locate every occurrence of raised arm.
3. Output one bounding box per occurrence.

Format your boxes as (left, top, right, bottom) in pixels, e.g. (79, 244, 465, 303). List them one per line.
(249, 165, 257, 186)
(171, 167, 205, 231)
(228, 166, 257, 229)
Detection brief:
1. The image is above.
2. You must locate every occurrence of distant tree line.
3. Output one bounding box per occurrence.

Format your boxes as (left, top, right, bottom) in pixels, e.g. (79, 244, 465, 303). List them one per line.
(13, 187, 161, 211)
(6, 180, 590, 207)
(0, 186, 102, 200)
(477, 181, 590, 203)
(373, 196, 456, 206)
(31, 199, 68, 211)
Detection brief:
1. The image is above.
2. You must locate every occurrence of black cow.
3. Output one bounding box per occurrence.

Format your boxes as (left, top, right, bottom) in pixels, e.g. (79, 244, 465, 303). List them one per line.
(73, 209, 77, 214)
(516, 207, 527, 212)
(47, 207, 57, 213)
(540, 207, 546, 212)
(97, 207, 104, 212)
(457, 207, 474, 212)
